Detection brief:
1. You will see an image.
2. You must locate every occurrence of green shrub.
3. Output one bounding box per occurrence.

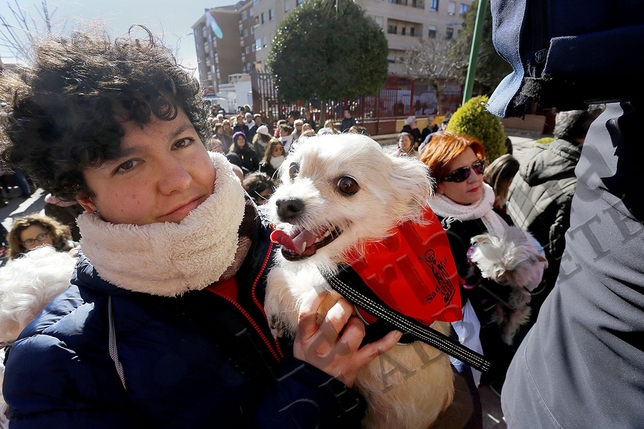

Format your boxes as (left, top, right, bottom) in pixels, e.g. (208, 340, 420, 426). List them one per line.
(446, 95, 507, 163)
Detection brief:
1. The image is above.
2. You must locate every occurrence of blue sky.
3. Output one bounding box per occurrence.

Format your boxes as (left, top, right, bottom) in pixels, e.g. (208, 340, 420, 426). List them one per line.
(0, 0, 234, 71)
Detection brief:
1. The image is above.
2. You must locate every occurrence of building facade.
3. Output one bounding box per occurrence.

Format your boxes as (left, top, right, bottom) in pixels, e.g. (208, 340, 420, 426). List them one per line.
(194, 0, 471, 93)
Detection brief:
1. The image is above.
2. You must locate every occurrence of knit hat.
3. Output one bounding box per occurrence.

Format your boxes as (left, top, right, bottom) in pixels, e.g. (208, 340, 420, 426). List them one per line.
(406, 116, 416, 125)
(256, 125, 270, 137)
(232, 131, 247, 143)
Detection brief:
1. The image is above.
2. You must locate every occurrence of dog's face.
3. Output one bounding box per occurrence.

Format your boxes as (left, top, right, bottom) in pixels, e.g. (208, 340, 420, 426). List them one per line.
(268, 134, 433, 266)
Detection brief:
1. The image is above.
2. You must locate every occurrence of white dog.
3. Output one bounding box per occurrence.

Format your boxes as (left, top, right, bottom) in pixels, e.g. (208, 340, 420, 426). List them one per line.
(265, 134, 456, 429)
(469, 226, 547, 344)
(0, 246, 76, 429)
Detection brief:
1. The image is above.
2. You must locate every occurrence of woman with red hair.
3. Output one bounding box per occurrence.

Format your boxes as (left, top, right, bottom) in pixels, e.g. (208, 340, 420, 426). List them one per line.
(422, 132, 544, 392)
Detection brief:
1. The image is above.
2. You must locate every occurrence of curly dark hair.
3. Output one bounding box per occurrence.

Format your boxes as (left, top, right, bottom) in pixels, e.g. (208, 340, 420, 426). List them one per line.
(0, 26, 209, 201)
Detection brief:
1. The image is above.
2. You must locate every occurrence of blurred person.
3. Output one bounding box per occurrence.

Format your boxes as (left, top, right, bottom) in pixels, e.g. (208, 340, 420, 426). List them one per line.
(233, 114, 250, 141)
(229, 131, 259, 174)
(421, 115, 439, 142)
(278, 123, 294, 153)
(259, 138, 285, 181)
(214, 123, 232, 153)
(303, 110, 317, 131)
(484, 154, 520, 212)
(242, 172, 275, 207)
(505, 106, 604, 324)
(341, 108, 356, 132)
(6, 214, 75, 260)
(395, 132, 419, 157)
(252, 125, 272, 160)
(44, 194, 85, 242)
(401, 116, 422, 147)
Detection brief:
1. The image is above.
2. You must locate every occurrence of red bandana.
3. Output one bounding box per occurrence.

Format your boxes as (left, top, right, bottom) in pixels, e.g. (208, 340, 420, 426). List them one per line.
(346, 206, 463, 326)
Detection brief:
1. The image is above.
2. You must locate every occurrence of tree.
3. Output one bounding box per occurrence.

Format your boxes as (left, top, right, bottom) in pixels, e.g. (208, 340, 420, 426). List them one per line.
(453, 0, 512, 96)
(268, 0, 388, 123)
(401, 36, 463, 115)
(0, 0, 57, 64)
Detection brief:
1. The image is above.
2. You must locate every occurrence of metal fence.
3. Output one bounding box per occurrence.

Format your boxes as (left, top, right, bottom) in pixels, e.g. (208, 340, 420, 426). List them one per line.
(249, 69, 463, 135)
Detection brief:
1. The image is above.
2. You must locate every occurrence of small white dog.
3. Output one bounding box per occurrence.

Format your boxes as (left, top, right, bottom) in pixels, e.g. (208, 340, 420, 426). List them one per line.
(265, 134, 456, 429)
(469, 226, 548, 344)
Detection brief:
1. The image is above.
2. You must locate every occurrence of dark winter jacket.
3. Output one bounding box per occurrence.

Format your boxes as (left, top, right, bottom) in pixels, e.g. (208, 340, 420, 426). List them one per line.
(506, 139, 580, 317)
(437, 211, 518, 386)
(502, 102, 644, 429)
(3, 218, 365, 429)
(340, 117, 356, 133)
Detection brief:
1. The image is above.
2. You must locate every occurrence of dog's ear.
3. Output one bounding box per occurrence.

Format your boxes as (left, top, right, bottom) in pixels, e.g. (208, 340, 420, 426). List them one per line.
(388, 157, 433, 215)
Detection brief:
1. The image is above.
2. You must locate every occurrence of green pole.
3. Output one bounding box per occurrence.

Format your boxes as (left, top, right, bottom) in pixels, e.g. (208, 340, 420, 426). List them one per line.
(462, 0, 488, 104)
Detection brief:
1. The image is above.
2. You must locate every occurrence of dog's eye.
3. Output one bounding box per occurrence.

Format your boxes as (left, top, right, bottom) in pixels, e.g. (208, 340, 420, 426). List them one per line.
(337, 176, 359, 196)
(289, 162, 300, 180)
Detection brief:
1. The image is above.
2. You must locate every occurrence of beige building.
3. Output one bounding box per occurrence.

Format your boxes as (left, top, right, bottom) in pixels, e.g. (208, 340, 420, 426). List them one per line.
(193, 0, 472, 95)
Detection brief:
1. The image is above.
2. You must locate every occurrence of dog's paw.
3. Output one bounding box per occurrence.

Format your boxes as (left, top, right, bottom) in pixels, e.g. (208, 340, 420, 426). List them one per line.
(269, 314, 290, 339)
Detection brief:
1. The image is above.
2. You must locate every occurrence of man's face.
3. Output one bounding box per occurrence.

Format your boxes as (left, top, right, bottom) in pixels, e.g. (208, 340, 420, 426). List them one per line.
(344, 110, 351, 118)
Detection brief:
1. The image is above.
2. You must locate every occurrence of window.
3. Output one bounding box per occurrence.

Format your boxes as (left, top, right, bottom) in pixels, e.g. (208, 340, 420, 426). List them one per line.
(446, 27, 454, 39)
(372, 16, 384, 28)
(269, 9, 274, 20)
(285, 1, 290, 12)
(243, 28, 248, 37)
(387, 24, 397, 34)
(460, 3, 468, 14)
(263, 36, 267, 48)
(428, 25, 437, 38)
(245, 46, 250, 54)
(255, 38, 262, 51)
(242, 10, 247, 19)
(401, 26, 406, 36)
(296, 0, 303, 5)
(261, 12, 265, 24)
(410, 27, 415, 37)
(430, 0, 438, 11)
(448, 1, 456, 15)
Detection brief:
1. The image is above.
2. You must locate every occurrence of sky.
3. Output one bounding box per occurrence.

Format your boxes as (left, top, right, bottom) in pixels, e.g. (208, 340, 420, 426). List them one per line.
(0, 0, 235, 71)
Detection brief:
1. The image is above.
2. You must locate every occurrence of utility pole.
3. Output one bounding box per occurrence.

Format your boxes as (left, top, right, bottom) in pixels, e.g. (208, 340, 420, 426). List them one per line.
(462, 0, 488, 105)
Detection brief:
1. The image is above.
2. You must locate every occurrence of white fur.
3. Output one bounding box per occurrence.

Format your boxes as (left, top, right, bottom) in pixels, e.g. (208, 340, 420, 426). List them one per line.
(265, 134, 455, 429)
(0, 246, 76, 343)
(0, 246, 76, 429)
(469, 226, 548, 344)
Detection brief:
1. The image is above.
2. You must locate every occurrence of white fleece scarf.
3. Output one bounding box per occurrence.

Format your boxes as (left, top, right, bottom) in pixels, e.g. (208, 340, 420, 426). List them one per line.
(428, 183, 508, 235)
(270, 155, 285, 170)
(77, 152, 246, 297)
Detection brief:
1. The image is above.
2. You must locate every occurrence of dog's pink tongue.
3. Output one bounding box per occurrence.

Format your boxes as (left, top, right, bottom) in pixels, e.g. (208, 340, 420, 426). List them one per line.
(270, 229, 318, 255)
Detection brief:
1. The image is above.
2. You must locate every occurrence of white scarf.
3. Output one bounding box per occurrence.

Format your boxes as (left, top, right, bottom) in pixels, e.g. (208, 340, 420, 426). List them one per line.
(270, 155, 284, 170)
(77, 152, 246, 297)
(428, 183, 508, 235)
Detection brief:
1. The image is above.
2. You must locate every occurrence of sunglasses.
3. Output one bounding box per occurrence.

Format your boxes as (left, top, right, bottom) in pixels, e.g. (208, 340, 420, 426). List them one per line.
(442, 159, 486, 183)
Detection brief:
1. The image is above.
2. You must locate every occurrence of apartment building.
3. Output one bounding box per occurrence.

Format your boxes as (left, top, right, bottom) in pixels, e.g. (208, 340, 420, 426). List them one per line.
(193, 0, 472, 97)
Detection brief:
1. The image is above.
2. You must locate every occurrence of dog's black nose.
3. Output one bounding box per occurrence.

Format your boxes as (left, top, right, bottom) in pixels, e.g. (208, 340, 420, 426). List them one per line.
(276, 198, 304, 220)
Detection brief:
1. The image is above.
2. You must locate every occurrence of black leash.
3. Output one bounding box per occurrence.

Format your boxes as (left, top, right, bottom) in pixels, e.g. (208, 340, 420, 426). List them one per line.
(319, 264, 491, 373)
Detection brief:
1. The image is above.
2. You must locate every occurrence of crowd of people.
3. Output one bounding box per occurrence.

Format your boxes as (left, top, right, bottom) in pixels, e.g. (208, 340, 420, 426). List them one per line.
(0, 6, 640, 427)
